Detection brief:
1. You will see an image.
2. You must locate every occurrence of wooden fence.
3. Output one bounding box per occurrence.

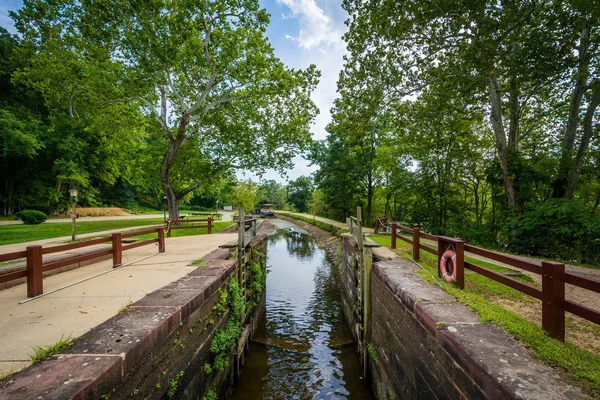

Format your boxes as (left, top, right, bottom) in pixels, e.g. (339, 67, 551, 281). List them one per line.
(374, 216, 600, 341)
(165, 218, 213, 237)
(0, 227, 165, 298)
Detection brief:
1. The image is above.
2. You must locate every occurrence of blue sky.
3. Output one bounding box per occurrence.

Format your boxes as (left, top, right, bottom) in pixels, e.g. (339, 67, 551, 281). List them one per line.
(0, 0, 348, 184)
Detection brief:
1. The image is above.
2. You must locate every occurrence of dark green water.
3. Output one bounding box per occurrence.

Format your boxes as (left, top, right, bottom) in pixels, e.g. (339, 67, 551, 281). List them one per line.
(231, 221, 374, 399)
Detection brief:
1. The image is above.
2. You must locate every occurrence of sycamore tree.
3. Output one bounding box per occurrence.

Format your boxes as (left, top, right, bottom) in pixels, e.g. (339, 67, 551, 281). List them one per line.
(13, 0, 319, 219)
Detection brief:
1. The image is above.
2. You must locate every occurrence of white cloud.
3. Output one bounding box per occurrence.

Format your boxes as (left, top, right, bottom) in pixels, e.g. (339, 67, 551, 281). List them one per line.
(277, 0, 343, 49)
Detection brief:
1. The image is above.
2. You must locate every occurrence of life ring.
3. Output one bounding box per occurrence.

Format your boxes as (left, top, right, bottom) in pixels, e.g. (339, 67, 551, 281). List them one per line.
(440, 250, 456, 283)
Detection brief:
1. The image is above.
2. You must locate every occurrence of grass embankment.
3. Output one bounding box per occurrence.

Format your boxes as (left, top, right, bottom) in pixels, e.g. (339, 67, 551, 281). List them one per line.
(0, 218, 165, 245)
(276, 212, 349, 236)
(370, 234, 600, 397)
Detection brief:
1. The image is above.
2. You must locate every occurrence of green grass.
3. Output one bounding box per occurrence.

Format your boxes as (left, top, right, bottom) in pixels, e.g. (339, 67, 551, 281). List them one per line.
(277, 212, 349, 236)
(0, 218, 165, 245)
(29, 335, 75, 363)
(0, 215, 16, 221)
(0, 259, 25, 267)
(135, 221, 232, 241)
(369, 234, 600, 397)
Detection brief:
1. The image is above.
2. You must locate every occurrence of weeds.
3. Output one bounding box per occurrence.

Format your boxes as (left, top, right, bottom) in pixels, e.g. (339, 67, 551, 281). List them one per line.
(29, 335, 75, 363)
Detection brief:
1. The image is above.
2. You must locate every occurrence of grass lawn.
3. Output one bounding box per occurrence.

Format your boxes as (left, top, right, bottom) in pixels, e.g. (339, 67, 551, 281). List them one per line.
(0, 218, 165, 246)
(370, 234, 600, 397)
(134, 221, 233, 240)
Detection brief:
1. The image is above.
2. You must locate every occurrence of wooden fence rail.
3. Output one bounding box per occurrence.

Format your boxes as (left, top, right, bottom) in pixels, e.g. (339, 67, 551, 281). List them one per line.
(374, 216, 600, 341)
(165, 218, 213, 237)
(0, 227, 165, 298)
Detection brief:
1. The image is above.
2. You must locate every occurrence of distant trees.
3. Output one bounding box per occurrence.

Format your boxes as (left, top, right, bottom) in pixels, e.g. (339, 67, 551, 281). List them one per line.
(11, 0, 319, 219)
(286, 176, 314, 213)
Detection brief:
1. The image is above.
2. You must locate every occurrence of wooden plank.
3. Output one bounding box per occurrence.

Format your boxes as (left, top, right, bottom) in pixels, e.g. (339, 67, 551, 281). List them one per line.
(121, 228, 159, 239)
(397, 235, 413, 245)
(419, 244, 437, 255)
(42, 236, 112, 255)
(465, 261, 542, 300)
(565, 272, 600, 294)
(43, 247, 114, 272)
(464, 244, 541, 275)
(0, 269, 27, 284)
(122, 238, 159, 251)
(0, 251, 27, 263)
(420, 232, 438, 241)
(564, 300, 600, 325)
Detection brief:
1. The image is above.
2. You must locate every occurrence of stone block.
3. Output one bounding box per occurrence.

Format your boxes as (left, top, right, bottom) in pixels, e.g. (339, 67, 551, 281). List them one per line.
(0, 354, 122, 399)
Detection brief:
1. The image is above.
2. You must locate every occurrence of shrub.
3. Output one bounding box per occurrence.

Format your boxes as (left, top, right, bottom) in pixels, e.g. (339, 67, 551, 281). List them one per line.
(16, 210, 48, 225)
(506, 199, 600, 265)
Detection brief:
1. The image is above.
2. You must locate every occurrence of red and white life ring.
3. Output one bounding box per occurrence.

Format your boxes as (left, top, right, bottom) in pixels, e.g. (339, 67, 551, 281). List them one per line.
(440, 250, 456, 283)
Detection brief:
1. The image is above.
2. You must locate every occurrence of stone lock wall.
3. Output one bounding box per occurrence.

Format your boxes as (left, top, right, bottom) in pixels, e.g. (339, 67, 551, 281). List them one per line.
(0, 233, 268, 400)
(340, 235, 585, 400)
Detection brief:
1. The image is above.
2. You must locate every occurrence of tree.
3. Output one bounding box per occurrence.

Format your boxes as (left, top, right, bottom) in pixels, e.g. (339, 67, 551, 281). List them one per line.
(13, 0, 320, 219)
(340, 0, 577, 211)
(232, 181, 257, 213)
(287, 176, 314, 213)
(256, 180, 286, 210)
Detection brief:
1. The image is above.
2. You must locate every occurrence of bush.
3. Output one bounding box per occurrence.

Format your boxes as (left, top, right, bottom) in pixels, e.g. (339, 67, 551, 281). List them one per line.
(506, 199, 600, 265)
(16, 210, 48, 225)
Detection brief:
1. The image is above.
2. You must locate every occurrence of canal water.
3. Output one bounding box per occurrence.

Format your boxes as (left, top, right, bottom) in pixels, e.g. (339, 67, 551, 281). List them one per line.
(231, 219, 373, 400)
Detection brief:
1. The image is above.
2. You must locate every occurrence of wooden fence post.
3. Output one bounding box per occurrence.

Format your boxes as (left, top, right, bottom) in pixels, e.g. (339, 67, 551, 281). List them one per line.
(112, 232, 123, 267)
(437, 237, 464, 289)
(412, 227, 420, 261)
(26, 245, 43, 297)
(542, 261, 565, 341)
(157, 228, 165, 253)
(208, 218, 213, 234)
(391, 222, 397, 249)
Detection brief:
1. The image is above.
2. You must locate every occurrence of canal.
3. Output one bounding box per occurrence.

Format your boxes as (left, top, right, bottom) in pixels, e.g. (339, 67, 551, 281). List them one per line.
(231, 219, 373, 399)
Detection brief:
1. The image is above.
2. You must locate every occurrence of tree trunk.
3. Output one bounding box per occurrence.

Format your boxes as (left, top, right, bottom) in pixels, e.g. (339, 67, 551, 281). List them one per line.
(564, 84, 600, 199)
(488, 75, 519, 210)
(554, 27, 591, 198)
(160, 123, 187, 220)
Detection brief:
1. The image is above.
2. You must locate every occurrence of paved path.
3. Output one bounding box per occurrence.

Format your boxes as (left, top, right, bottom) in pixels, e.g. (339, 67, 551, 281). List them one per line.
(0, 233, 236, 377)
(277, 211, 375, 234)
(0, 211, 236, 226)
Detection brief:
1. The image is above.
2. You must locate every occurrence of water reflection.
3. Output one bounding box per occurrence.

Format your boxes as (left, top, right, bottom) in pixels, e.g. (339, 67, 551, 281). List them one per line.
(232, 228, 373, 400)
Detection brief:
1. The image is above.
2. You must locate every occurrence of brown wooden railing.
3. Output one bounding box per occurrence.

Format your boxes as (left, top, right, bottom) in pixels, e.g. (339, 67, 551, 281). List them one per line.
(165, 218, 213, 237)
(376, 218, 600, 341)
(0, 227, 165, 298)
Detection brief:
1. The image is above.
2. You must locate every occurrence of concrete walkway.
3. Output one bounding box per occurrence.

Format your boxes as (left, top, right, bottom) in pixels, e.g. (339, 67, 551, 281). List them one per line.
(277, 211, 375, 233)
(0, 233, 236, 377)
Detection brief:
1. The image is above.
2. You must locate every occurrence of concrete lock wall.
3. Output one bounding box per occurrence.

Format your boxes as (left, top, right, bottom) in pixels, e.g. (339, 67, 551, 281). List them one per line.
(340, 235, 585, 400)
(0, 234, 268, 400)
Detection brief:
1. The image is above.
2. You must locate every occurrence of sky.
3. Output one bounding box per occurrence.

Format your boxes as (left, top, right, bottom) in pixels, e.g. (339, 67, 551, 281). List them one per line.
(0, 0, 349, 184)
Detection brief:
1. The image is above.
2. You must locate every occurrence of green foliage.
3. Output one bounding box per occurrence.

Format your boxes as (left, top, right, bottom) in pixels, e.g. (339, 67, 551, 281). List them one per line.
(15, 210, 47, 225)
(367, 343, 379, 366)
(507, 199, 600, 264)
(29, 335, 74, 363)
(203, 390, 217, 400)
(167, 371, 184, 399)
(287, 176, 314, 213)
(247, 251, 266, 306)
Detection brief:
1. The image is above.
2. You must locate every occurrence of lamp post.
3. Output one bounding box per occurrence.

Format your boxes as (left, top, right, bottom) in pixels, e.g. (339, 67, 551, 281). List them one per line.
(163, 196, 167, 222)
(69, 186, 78, 241)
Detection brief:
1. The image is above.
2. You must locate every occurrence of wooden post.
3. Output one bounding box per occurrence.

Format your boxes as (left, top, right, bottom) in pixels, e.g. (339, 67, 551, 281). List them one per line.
(391, 222, 397, 249)
(112, 232, 123, 267)
(238, 208, 245, 284)
(412, 227, 420, 261)
(207, 218, 212, 234)
(542, 261, 565, 341)
(26, 245, 43, 297)
(157, 228, 165, 253)
(167, 224, 172, 238)
(437, 236, 464, 289)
